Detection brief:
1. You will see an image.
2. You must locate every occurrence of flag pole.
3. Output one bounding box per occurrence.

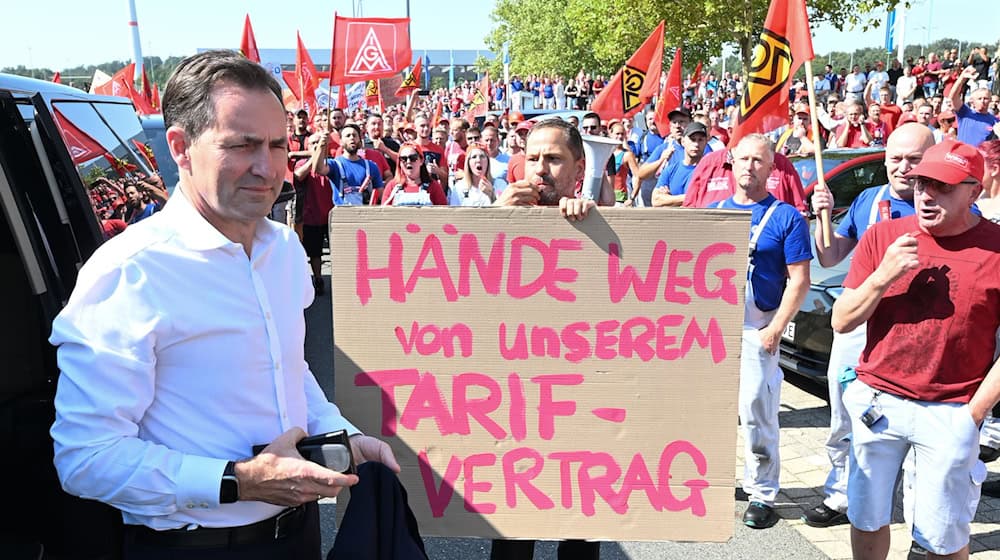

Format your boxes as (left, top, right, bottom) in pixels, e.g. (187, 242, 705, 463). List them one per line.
(327, 11, 337, 112)
(803, 61, 831, 248)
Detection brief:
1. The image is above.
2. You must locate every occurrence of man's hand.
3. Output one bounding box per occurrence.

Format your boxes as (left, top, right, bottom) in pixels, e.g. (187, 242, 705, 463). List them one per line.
(758, 326, 780, 355)
(960, 65, 979, 82)
(874, 232, 920, 286)
(349, 435, 400, 473)
(494, 180, 539, 206)
(234, 428, 358, 507)
(559, 197, 596, 221)
(811, 188, 835, 216)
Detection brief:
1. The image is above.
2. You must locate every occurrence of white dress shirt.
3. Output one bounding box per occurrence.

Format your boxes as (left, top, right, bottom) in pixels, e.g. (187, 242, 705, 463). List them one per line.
(50, 186, 359, 530)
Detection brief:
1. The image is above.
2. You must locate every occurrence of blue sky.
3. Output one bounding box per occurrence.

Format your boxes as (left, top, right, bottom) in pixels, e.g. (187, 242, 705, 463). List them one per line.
(1, 0, 996, 71)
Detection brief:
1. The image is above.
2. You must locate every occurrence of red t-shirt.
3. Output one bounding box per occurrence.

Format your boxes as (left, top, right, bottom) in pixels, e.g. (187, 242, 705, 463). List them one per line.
(444, 142, 467, 175)
(506, 154, 526, 183)
(834, 121, 879, 148)
(878, 103, 902, 133)
(681, 149, 806, 212)
(380, 178, 448, 206)
(295, 160, 334, 226)
(419, 141, 445, 166)
(844, 216, 1000, 403)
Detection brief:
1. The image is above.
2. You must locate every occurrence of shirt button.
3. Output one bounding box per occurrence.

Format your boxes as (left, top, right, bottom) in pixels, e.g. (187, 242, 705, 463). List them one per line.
(186, 503, 195, 509)
(200, 502, 209, 508)
(265, 312, 272, 320)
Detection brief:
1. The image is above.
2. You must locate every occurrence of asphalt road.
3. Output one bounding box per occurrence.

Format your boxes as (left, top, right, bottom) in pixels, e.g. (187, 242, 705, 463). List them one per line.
(303, 272, 830, 560)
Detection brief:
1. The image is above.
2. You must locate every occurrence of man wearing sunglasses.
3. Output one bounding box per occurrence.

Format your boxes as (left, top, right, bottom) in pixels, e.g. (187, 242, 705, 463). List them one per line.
(833, 139, 1000, 560)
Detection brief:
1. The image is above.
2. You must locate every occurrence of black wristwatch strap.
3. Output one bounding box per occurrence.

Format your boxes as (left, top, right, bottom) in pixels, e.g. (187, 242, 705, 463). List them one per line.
(220, 461, 239, 504)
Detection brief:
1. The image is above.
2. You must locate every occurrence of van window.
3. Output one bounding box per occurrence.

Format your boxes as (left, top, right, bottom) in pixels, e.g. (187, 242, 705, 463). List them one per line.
(51, 101, 169, 238)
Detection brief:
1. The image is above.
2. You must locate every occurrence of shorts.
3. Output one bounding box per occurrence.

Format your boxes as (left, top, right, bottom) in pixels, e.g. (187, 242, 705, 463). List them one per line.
(843, 379, 986, 555)
(302, 224, 328, 258)
(293, 184, 306, 224)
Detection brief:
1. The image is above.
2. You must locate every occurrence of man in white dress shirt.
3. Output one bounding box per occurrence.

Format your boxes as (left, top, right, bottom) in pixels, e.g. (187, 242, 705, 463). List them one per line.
(49, 49, 398, 559)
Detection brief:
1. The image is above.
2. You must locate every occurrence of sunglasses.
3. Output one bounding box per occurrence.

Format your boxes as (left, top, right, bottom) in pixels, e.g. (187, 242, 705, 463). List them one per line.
(399, 153, 421, 163)
(907, 176, 978, 195)
(467, 135, 481, 142)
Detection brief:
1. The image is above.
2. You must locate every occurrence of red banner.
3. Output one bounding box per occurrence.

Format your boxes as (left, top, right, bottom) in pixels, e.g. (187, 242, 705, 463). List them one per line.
(52, 72, 61, 84)
(52, 107, 106, 165)
(729, 0, 814, 146)
(591, 21, 665, 120)
(240, 14, 260, 63)
(394, 57, 422, 97)
(654, 48, 683, 134)
(329, 14, 411, 85)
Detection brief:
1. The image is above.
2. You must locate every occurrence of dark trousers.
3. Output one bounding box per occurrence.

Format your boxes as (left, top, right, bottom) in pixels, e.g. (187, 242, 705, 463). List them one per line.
(490, 539, 600, 560)
(122, 502, 322, 560)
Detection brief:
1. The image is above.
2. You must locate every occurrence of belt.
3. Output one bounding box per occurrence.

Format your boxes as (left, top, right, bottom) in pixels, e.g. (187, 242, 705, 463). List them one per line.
(126, 505, 308, 549)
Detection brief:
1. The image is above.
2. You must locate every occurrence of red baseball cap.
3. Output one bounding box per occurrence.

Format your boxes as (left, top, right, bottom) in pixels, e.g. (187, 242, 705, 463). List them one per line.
(905, 139, 985, 185)
(509, 111, 525, 123)
(515, 119, 535, 133)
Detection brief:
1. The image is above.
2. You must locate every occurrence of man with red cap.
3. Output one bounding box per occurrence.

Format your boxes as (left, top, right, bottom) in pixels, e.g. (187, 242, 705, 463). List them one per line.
(833, 139, 1000, 559)
(504, 119, 535, 183)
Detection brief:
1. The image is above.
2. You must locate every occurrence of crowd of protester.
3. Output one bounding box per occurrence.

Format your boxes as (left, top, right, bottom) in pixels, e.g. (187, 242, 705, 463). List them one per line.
(87, 172, 169, 238)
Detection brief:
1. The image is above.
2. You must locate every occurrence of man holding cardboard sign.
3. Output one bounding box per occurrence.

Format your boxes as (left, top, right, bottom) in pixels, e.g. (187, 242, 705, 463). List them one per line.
(489, 118, 605, 560)
(712, 134, 812, 529)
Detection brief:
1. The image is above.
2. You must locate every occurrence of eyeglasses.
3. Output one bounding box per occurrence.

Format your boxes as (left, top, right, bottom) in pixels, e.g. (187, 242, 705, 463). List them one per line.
(399, 153, 421, 163)
(467, 135, 481, 142)
(581, 125, 600, 132)
(907, 176, 979, 195)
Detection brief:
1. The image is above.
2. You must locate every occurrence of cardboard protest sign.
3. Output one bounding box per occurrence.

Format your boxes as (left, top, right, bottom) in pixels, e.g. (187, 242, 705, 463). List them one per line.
(331, 207, 749, 541)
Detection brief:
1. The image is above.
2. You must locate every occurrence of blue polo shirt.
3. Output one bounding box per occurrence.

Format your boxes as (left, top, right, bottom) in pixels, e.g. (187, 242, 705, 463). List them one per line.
(956, 104, 998, 147)
(716, 195, 812, 311)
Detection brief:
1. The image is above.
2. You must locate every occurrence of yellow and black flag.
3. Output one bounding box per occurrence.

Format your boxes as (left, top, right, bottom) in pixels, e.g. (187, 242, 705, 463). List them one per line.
(394, 57, 422, 97)
(729, 0, 814, 146)
(365, 79, 382, 110)
(591, 21, 664, 120)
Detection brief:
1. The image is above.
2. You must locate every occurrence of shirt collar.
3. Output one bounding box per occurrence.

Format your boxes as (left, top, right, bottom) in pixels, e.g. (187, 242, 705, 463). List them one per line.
(163, 185, 279, 253)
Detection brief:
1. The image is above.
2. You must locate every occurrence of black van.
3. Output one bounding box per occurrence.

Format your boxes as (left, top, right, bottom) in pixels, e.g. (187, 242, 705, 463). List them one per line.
(0, 73, 163, 560)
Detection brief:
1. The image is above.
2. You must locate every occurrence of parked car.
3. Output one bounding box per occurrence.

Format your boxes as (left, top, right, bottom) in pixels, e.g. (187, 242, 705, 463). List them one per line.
(0, 72, 164, 559)
(778, 148, 889, 392)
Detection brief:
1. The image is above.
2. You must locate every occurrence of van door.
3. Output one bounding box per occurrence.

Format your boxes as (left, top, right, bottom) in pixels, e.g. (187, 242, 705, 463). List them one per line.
(0, 92, 122, 560)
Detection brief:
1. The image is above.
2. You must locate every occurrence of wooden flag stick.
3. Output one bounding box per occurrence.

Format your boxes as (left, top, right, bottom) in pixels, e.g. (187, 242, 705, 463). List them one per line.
(803, 61, 831, 248)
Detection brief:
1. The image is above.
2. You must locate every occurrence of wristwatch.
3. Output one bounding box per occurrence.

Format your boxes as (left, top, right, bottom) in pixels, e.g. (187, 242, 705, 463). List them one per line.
(220, 461, 240, 504)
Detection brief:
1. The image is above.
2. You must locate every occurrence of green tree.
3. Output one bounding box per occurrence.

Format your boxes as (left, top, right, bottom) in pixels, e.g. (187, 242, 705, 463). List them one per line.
(486, 0, 908, 80)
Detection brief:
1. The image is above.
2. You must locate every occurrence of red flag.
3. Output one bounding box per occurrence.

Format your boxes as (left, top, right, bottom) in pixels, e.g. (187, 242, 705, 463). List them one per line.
(93, 63, 155, 114)
(151, 84, 161, 110)
(336, 84, 347, 110)
(52, 72, 61, 84)
(240, 14, 260, 63)
(132, 139, 158, 170)
(690, 61, 704, 88)
(729, 0, 814, 146)
(591, 21, 665, 120)
(103, 153, 138, 177)
(296, 32, 321, 114)
(394, 57, 422, 97)
(365, 79, 382, 110)
(430, 99, 443, 127)
(329, 14, 412, 85)
(465, 72, 490, 120)
(52, 107, 105, 164)
(654, 48, 683, 134)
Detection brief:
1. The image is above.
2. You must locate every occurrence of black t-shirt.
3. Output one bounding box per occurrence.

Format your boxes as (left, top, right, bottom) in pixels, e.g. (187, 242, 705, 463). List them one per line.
(972, 57, 991, 78)
(887, 67, 903, 85)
